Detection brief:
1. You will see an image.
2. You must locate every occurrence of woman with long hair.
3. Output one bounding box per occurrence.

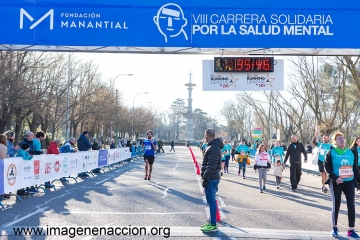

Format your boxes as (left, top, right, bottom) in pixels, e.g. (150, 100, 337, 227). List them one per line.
(254, 144, 271, 193)
(325, 132, 360, 238)
(4, 130, 19, 157)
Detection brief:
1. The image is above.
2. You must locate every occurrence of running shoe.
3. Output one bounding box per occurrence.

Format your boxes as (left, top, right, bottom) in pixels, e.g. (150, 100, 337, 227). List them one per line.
(200, 222, 210, 228)
(148, 175, 151, 181)
(243, 176, 245, 179)
(144, 175, 148, 180)
(331, 226, 338, 238)
(277, 186, 279, 189)
(221, 172, 223, 176)
(201, 224, 218, 232)
(263, 185, 266, 191)
(238, 171, 240, 175)
(292, 188, 296, 192)
(260, 188, 263, 193)
(347, 229, 360, 239)
(323, 187, 328, 193)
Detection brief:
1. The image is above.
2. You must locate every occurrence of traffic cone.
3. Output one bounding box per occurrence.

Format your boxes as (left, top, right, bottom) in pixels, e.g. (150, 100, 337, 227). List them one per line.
(216, 200, 221, 221)
(196, 165, 201, 175)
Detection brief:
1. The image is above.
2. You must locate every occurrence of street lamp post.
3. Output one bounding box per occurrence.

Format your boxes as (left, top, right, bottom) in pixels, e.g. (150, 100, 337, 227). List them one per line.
(111, 74, 133, 147)
(132, 92, 148, 140)
(115, 89, 119, 147)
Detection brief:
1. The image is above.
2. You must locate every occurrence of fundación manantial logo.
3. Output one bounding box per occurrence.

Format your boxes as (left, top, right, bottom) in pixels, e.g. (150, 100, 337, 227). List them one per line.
(153, 3, 188, 43)
(20, 8, 54, 30)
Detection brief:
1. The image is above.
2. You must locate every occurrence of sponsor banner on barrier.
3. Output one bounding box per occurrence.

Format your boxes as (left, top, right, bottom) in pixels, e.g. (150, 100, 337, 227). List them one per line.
(107, 149, 122, 165)
(123, 148, 131, 159)
(0, 160, 4, 194)
(1, 149, 133, 193)
(98, 150, 108, 167)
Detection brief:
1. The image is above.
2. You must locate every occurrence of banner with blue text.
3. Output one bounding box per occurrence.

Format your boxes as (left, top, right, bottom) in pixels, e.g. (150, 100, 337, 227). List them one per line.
(0, 0, 359, 48)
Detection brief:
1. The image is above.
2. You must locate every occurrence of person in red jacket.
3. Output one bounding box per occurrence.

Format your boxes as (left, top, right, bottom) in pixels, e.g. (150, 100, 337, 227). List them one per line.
(45, 140, 60, 187)
(47, 140, 60, 154)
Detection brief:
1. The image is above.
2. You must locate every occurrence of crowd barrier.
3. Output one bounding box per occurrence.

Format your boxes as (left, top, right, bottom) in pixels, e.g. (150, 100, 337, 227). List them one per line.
(0, 146, 144, 209)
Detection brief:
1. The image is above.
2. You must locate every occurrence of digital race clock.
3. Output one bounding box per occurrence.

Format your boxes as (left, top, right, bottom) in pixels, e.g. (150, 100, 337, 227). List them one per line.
(214, 57, 274, 72)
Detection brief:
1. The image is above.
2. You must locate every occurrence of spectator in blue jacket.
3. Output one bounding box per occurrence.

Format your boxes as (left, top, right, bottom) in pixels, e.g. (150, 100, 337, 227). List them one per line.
(60, 138, 77, 153)
(77, 131, 92, 151)
(4, 130, 19, 157)
(16, 143, 33, 160)
(33, 131, 45, 155)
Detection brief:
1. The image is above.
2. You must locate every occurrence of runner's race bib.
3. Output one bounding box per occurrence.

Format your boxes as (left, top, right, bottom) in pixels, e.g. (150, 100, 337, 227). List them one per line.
(145, 145, 151, 150)
(320, 149, 325, 155)
(339, 166, 354, 178)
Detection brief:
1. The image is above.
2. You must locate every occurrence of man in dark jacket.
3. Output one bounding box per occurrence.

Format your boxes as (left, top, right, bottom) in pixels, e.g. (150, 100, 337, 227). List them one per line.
(110, 139, 116, 149)
(19, 131, 35, 155)
(200, 128, 223, 233)
(284, 135, 307, 191)
(77, 131, 92, 151)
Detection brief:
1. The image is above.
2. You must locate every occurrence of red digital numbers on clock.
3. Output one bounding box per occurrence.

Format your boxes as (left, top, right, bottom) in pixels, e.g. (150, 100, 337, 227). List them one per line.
(215, 57, 274, 72)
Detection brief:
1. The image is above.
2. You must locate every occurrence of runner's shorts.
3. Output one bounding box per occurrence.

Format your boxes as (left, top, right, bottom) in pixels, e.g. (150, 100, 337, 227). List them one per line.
(144, 155, 155, 165)
(318, 160, 325, 173)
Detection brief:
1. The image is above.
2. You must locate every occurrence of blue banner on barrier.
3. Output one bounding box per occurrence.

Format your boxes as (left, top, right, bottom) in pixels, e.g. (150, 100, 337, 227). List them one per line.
(98, 150, 108, 167)
(0, 160, 4, 194)
(0, 0, 359, 48)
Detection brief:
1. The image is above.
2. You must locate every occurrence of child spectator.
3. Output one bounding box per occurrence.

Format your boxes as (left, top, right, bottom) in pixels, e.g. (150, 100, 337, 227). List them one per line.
(236, 150, 248, 179)
(273, 160, 284, 189)
(16, 143, 33, 160)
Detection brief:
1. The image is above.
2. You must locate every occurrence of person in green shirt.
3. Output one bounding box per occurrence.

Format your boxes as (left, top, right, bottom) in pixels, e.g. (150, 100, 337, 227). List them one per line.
(350, 137, 360, 194)
(236, 140, 250, 155)
(271, 141, 285, 164)
(222, 140, 232, 174)
(313, 131, 332, 193)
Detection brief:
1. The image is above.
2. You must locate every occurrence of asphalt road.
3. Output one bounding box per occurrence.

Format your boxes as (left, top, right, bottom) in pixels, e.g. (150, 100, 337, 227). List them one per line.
(1, 146, 360, 240)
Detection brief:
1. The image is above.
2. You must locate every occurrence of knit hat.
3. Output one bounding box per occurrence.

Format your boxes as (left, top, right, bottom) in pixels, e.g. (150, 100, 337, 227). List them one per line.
(21, 143, 30, 150)
(83, 131, 88, 135)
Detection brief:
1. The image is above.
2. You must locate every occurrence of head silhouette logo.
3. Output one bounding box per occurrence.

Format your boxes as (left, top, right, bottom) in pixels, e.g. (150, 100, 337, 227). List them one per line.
(153, 3, 188, 43)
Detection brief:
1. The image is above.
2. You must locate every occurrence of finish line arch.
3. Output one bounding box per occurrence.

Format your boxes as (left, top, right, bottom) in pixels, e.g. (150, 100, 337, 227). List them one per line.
(0, 0, 359, 56)
(0, 1, 354, 203)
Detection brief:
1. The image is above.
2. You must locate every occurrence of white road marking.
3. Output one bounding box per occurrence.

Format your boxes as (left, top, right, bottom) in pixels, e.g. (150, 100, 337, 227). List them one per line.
(2, 207, 48, 227)
(217, 196, 226, 207)
(205, 207, 210, 219)
(224, 205, 347, 229)
(95, 177, 111, 185)
(59, 211, 203, 215)
(173, 162, 179, 172)
(161, 187, 169, 198)
(82, 237, 93, 240)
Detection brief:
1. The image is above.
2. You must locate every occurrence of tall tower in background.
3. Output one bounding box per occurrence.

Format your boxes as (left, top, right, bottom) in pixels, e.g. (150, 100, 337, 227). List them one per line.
(183, 71, 196, 140)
